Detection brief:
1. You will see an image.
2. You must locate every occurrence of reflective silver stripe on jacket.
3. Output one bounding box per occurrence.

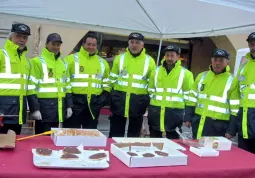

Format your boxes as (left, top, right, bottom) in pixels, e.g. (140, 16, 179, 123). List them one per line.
(154, 66, 185, 94)
(119, 53, 150, 80)
(0, 49, 28, 90)
(72, 53, 105, 79)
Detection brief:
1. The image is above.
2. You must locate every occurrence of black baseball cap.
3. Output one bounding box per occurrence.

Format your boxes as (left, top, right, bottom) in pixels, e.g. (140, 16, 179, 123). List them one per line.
(246, 32, 255, 42)
(212, 49, 229, 59)
(128, 32, 144, 41)
(11, 23, 31, 35)
(46, 33, 63, 43)
(163, 45, 181, 54)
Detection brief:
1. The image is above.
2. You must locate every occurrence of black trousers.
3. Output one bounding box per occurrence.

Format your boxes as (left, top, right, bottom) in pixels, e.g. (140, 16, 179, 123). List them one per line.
(149, 126, 180, 139)
(0, 124, 22, 135)
(109, 113, 143, 138)
(64, 107, 98, 129)
(238, 135, 255, 154)
(34, 121, 59, 134)
(192, 115, 228, 139)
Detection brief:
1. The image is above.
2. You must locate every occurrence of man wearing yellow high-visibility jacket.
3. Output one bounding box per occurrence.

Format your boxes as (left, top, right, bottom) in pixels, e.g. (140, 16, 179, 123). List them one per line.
(236, 32, 255, 154)
(109, 32, 156, 137)
(0, 23, 36, 135)
(148, 45, 194, 139)
(64, 32, 111, 129)
(184, 49, 239, 139)
(29, 33, 73, 134)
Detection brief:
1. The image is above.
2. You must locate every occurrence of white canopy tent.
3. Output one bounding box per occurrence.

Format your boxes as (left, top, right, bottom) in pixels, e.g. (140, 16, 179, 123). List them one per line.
(0, 0, 254, 64)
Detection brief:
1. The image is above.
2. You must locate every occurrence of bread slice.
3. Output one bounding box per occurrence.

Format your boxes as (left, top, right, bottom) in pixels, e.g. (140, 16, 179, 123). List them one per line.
(61, 153, 79, 160)
(36, 148, 52, 156)
(89, 153, 107, 160)
(63, 147, 81, 154)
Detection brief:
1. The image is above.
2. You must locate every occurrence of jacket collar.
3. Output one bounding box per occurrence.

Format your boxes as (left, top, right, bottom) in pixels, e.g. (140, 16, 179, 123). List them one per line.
(162, 59, 181, 68)
(4, 39, 27, 55)
(42, 47, 61, 60)
(209, 65, 230, 75)
(246, 52, 255, 60)
(79, 46, 98, 58)
(125, 47, 146, 58)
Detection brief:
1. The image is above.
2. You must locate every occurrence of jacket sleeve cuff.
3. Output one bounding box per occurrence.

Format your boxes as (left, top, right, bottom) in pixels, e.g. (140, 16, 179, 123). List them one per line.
(27, 94, 40, 113)
(65, 93, 73, 108)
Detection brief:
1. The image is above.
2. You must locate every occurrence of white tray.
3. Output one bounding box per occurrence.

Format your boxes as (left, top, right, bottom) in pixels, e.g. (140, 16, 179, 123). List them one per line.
(32, 148, 110, 169)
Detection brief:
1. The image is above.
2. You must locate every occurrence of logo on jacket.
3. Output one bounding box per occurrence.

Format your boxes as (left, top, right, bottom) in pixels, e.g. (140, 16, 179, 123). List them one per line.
(96, 69, 102, 79)
(79, 66, 84, 72)
(120, 67, 128, 76)
(48, 68, 53, 77)
(25, 65, 30, 70)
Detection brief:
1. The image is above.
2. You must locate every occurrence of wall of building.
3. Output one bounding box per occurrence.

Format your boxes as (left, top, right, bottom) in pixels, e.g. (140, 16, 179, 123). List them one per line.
(227, 34, 249, 50)
(210, 36, 236, 72)
(190, 37, 216, 77)
(35, 24, 88, 57)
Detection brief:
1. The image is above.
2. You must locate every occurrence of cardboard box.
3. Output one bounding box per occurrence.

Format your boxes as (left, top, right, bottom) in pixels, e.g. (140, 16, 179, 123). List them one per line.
(199, 137, 232, 151)
(111, 143, 188, 168)
(51, 128, 107, 147)
(0, 130, 16, 148)
(190, 146, 219, 157)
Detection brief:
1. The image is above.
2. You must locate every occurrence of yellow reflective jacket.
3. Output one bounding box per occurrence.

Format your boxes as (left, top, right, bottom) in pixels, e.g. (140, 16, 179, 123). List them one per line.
(237, 52, 255, 139)
(110, 48, 155, 95)
(30, 48, 71, 98)
(0, 39, 32, 124)
(148, 60, 194, 108)
(30, 47, 71, 122)
(188, 66, 240, 139)
(109, 48, 155, 118)
(65, 46, 111, 95)
(0, 39, 32, 96)
(238, 52, 255, 108)
(190, 66, 239, 119)
(148, 60, 194, 132)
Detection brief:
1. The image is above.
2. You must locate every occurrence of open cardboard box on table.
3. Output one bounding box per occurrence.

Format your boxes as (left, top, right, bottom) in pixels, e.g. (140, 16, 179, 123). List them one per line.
(111, 142, 188, 168)
(199, 136, 232, 151)
(51, 128, 107, 147)
(0, 130, 16, 148)
(190, 146, 219, 157)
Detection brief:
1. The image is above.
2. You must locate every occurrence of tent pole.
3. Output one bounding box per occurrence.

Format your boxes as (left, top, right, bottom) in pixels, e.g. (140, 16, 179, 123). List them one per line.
(156, 38, 163, 66)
